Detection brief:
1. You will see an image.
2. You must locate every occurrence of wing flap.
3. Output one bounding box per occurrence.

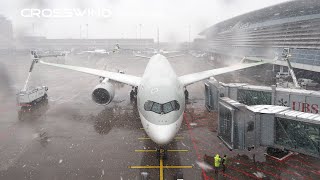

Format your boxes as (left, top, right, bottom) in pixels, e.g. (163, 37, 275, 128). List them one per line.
(39, 60, 141, 87)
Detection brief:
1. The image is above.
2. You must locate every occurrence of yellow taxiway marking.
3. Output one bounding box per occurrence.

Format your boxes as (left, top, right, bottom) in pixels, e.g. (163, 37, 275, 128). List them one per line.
(167, 149, 188, 152)
(129, 166, 160, 169)
(160, 158, 164, 180)
(135, 149, 188, 153)
(135, 150, 157, 152)
(129, 154, 192, 180)
(138, 137, 184, 140)
(131, 135, 190, 180)
(128, 165, 193, 169)
(163, 165, 193, 168)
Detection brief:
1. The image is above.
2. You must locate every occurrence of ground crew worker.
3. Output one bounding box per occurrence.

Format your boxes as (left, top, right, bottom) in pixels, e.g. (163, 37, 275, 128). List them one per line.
(221, 155, 227, 172)
(214, 154, 221, 174)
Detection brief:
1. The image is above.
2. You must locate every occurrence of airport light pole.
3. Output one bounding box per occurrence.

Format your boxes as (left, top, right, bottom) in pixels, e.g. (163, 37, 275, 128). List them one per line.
(139, 24, 142, 49)
(32, 23, 35, 36)
(188, 24, 191, 49)
(136, 25, 138, 39)
(139, 24, 142, 39)
(86, 24, 89, 39)
(157, 27, 160, 50)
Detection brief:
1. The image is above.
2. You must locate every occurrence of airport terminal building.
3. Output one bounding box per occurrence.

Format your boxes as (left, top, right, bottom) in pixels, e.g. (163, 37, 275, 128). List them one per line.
(14, 36, 154, 51)
(198, 1, 320, 157)
(196, 0, 320, 66)
(0, 14, 154, 51)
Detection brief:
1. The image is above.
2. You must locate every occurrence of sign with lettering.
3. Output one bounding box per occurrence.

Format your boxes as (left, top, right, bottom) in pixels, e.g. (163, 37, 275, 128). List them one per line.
(276, 94, 320, 114)
(291, 101, 319, 114)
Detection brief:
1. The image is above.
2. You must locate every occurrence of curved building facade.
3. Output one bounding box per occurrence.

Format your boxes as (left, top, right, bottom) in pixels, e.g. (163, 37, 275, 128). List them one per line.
(197, 0, 320, 66)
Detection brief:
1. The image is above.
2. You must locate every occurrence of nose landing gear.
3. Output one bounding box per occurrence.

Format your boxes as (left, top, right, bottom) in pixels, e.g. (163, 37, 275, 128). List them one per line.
(156, 148, 168, 160)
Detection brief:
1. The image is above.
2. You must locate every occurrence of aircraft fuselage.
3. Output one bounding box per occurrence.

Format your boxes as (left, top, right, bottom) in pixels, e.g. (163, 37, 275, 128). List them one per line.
(137, 54, 185, 145)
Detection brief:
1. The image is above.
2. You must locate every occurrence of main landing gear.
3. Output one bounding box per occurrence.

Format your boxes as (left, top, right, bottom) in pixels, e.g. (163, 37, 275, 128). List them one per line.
(184, 89, 189, 100)
(130, 87, 138, 103)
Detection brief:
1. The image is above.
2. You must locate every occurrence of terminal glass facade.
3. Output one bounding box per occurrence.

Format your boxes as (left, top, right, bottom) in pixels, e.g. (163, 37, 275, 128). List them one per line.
(275, 117, 320, 156)
(237, 89, 272, 105)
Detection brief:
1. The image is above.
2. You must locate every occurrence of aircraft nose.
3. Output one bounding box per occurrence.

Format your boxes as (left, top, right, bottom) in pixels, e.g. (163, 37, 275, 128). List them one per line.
(152, 131, 175, 145)
(147, 123, 177, 145)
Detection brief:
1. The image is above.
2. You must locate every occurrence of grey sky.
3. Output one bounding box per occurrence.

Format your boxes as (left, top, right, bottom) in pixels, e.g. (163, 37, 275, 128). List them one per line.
(0, 0, 290, 42)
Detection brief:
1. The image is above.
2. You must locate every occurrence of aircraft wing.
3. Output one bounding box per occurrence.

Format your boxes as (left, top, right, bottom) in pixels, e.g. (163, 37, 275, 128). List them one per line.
(167, 54, 184, 58)
(134, 54, 152, 59)
(39, 60, 141, 87)
(245, 56, 320, 73)
(162, 50, 180, 54)
(179, 61, 266, 87)
(77, 51, 93, 54)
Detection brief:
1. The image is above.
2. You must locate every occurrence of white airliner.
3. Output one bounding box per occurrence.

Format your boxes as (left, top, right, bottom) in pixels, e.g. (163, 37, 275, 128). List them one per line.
(147, 48, 180, 55)
(78, 49, 112, 55)
(38, 54, 264, 145)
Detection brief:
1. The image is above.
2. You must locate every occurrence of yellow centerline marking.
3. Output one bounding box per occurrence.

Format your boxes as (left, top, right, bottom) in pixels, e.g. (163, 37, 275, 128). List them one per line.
(129, 154, 192, 180)
(164, 165, 193, 168)
(131, 130, 191, 179)
(128, 165, 193, 169)
(135, 150, 157, 152)
(160, 157, 164, 180)
(129, 166, 160, 169)
(168, 149, 188, 152)
(134, 149, 188, 153)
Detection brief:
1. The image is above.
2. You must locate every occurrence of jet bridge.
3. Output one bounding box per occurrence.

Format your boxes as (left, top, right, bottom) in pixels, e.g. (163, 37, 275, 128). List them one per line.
(204, 79, 320, 157)
(205, 79, 320, 114)
(218, 97, 320, 158)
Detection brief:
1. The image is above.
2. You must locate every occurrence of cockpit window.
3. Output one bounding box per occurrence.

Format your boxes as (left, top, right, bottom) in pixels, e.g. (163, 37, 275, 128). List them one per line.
(144, 100, 180, 114)
(170, 100, 180, 111)
(144, 101, 153, 111)
(163, 102, 173, 114)
(151, 103, 162, 114)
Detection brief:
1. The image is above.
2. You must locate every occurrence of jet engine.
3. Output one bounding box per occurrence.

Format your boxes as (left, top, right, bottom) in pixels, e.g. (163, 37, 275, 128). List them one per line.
(91, 81, 115, 105)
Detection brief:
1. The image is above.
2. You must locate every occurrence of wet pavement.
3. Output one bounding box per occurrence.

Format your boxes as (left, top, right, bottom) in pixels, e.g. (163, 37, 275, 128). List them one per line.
(0, 52, 320, 180)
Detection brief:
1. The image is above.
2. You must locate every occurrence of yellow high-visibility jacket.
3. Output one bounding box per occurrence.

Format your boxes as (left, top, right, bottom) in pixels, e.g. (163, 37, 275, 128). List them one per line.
(214, 154, 221, 167)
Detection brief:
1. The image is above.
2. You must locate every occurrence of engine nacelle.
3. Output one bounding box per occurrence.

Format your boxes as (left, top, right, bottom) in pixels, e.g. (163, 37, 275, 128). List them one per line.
(91, 82, 115, 105)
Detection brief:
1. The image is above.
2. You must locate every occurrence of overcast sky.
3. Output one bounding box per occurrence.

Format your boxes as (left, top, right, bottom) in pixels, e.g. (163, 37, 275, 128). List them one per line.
(0, 0, 290, 42)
